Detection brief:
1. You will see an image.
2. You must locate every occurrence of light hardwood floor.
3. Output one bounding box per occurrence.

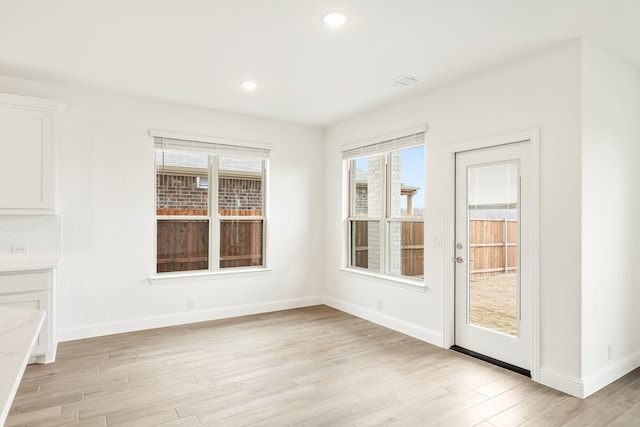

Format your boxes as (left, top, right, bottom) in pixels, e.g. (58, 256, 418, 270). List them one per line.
(7, 306, 640, 426)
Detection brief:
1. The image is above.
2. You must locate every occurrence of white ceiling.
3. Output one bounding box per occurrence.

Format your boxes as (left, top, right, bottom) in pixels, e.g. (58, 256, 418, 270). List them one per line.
(1, 0, 639, 127)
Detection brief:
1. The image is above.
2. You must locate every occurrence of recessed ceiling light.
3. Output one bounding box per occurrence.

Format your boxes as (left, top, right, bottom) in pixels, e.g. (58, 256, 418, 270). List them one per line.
(323, 12, 348, 27)
(241, 81, 257, 91)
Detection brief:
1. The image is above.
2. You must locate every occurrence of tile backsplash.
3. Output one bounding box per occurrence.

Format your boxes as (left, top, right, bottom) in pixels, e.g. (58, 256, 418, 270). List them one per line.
(0, 215, 62, 264)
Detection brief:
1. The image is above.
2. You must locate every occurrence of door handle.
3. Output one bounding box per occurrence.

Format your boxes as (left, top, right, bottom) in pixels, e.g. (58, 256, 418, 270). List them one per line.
(455, 256, 464, 264)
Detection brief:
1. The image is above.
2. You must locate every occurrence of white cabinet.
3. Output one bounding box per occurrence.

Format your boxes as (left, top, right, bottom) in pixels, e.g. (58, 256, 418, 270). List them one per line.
(0, 269, 56, 363)
(0, 93, 63, 363)
(0, 93, 64, 214)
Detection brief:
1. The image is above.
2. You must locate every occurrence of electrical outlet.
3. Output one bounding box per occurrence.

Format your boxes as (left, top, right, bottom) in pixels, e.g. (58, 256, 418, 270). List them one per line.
(187, 298, 196, 310)
(376, 299, 382, 311)
(11, 244, 28, 255)
(608, 344, 613, 360)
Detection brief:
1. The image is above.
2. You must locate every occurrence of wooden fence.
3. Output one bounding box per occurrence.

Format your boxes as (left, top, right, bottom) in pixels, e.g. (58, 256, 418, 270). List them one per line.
(352, 222, 369, 269)
(156, 209, 263, 272)
(219, 219, 263, 268)
(156, 219, 209, 272)
(352, 221, 424, 277)
(402, 222, 424, 277)
(470, 218, 517, 278)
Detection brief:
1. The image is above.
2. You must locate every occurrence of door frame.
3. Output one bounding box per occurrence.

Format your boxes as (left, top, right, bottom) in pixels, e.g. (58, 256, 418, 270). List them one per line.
(443, 128, 540, 381)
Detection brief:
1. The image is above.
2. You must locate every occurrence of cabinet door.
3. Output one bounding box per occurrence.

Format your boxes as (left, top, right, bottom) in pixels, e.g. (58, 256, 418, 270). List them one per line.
(0, 292, 50, 355)
(0, 97, 59, 213)
(0, 106, 53, 211)
(0, 270, 51, 294)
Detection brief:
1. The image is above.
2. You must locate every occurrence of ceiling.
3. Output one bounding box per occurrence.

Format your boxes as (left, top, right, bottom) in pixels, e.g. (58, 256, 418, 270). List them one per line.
(1, 0, 639, 127)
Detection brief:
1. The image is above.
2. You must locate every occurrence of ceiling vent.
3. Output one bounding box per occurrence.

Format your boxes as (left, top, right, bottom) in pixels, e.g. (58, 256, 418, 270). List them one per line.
(386, 74, 422, 88)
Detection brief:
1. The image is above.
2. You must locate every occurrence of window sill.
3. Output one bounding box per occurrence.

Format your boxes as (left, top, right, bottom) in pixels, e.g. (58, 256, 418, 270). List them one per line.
(149, 267, 272, 285)
(339, 268, 427, 292)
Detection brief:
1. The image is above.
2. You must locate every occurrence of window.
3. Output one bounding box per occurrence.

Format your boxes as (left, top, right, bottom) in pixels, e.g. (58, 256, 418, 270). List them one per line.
(344, 131, 425, 281)
(196, 176, 208, 189)
(154, 134, 269, 274)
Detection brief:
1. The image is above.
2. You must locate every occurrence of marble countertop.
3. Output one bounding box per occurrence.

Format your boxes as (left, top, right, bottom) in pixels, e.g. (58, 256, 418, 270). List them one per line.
(0, 306, 46, 426)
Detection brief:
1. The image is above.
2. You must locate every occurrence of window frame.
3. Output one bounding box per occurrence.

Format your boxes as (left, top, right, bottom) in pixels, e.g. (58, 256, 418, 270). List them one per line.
(216, 157, 268, 270)
(151, 130, 270, 280)
(343, 129, 425, 286)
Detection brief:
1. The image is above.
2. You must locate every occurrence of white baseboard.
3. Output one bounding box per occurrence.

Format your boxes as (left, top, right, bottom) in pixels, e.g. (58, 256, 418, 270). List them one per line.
(538, 367, 584, 398)
(58, 293, 638, 401)
(582, 350, 640, 398)
(539, 349, 640, 398)
(58, 295, 324, 342)
(324, 296, 444, 347)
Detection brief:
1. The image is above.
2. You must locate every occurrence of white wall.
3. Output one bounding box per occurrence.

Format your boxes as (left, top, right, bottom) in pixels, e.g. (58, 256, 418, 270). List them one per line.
(2, 38, 637, 399)
(0, 75, 325, 339)
(581, 42, 640, 393)
(324, 40, 584, 391)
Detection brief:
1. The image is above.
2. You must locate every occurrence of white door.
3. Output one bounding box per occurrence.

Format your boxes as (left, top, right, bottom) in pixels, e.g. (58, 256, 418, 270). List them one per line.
(454, 142, 532, 372)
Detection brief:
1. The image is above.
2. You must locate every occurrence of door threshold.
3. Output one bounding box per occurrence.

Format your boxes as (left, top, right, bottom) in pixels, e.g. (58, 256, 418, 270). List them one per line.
(450, 345, 530, 377)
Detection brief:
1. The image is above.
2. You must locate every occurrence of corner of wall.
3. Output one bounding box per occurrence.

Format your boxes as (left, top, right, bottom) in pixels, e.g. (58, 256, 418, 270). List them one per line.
(323, 295, 444, 348)
(579, 38, 640, 393)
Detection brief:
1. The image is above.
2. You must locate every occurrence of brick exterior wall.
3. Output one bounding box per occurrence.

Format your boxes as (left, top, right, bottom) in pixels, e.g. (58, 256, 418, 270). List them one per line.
(355, 184, 368, 214)
(351, 152, 404, 275)
(156, 174, 262, 213)
(218, 177, 262, 212)
(156, 175, 208, 212)
(365, 155, 384, 271)
(388, 151, 403, 275)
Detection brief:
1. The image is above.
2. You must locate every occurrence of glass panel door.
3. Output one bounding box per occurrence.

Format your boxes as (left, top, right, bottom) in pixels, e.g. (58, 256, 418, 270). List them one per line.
(454, 141, 532, 372)
(467, 161, 519, 336)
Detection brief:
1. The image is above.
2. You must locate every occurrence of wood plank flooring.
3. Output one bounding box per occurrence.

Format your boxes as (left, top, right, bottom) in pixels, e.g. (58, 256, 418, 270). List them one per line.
(7, 305, 640, 426)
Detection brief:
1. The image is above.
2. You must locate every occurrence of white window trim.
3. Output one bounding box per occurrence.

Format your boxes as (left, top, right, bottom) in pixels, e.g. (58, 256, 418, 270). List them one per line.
(151, 130, 270, 278)
(149, 267, 272, 285)
(339, 267, 426, 292)
(343, 126, 427, 285)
